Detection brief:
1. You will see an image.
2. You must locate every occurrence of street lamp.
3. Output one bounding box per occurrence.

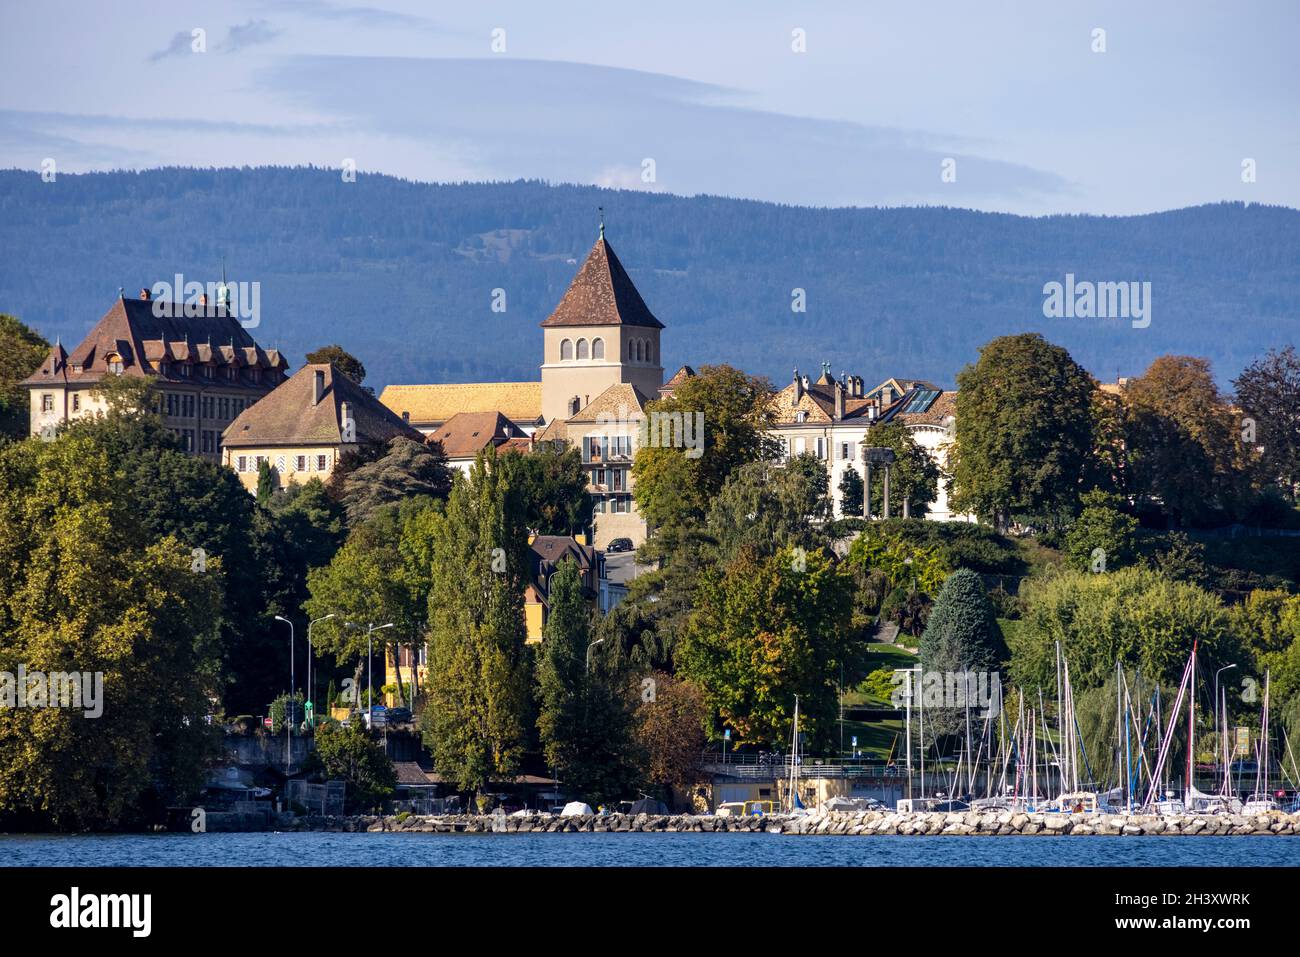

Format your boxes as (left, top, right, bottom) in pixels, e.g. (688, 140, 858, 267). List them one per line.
(586, 637, 606, 672)
(306, 614, 335, 727)
(273, 615, 295, 698)
(1215, 663, 1238, 788)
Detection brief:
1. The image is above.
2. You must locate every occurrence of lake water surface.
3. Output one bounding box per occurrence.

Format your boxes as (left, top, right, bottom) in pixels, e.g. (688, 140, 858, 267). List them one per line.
(3, 831, 1298, 867)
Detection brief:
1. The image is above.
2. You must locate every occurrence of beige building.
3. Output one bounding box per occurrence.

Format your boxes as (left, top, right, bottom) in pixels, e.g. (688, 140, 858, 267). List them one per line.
(539, 225, 664, 424)
(21, 292, 287, 459)
(222, 362, 421, 493)
(768, 367, 971, 521)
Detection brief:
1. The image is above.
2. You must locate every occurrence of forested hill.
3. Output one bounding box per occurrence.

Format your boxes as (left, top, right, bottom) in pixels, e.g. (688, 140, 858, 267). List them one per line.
(1, 167, 1296, 391)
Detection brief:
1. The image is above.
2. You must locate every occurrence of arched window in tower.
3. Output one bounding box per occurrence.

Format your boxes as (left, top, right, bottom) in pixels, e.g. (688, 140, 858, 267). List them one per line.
(592, 337, 604, 360)
(646, 340, 654, 363)
(560, 338, 573, 361)
(576, 338, 589, 360)
(634, 340, 643, 362)
(628, 339, 635, 360)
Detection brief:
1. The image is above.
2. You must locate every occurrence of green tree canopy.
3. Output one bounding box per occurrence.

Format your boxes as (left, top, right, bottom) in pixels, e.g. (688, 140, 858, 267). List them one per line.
(1063, 489, 1139, 572)
(337, 436, 451, 526)
(862, 421, 940, 518)
(1234, 345, 1300, 504)
(304, 345, 367, 385)
(0, 314, 49, 440)
(949, 333, 1096, 529)
(500, 443, 590, 535)
(313, 719, 396, 812)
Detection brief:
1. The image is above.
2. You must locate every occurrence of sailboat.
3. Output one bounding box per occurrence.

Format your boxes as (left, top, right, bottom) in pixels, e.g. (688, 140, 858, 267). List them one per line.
(786, 695, 810, 816)
(1242, 671, 1280, 814)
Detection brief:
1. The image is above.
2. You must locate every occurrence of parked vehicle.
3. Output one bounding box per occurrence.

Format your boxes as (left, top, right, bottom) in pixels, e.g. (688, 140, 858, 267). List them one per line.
(385, 707, 412, 724)
(606, 538, 634, 553)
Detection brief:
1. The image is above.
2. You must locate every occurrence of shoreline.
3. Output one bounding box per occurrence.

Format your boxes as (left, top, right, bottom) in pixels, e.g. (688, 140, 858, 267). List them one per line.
(262, 808, 1300, 837)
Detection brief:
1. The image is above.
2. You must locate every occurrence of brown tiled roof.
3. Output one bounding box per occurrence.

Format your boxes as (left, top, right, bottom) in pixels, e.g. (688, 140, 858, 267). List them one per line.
(659, 365, 696, 397)
(378, 381, 542, 428)
(769, 378, 879, 425)
(566, 382, 650, 424)
(223, 363, 421, 448)
(428, 410, 519, 459)
(21, 296, 285, 390)
(530, 534, 597, 571)
(540, 234, 664, 329)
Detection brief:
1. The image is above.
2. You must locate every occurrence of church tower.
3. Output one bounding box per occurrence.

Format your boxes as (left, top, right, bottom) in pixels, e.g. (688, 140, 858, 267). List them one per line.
(540, 224, 664, 424)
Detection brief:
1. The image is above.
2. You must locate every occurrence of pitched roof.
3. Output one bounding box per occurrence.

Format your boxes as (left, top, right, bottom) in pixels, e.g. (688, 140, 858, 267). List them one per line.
(530, 535, 597, 572)
(428, 410, 519, 459)
(886, 389, 957, 427)
(223, 363, 420, 448)
(21, 296, 284, 389)
(659, 365, 696, 397)
(378, 381, 542, 427)
(565, 382, 650, 424)
(540, 234, 664, 330)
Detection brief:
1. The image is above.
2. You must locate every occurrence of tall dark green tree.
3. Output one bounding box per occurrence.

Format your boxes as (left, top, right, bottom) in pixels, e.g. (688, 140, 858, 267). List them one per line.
(949, 334, 1096, 529)
(838, 463, 864, 517)
(500, 443, 590, 534)
(535, 559, 640, 801)
(422, 449, 531, 798)
(918, 569, 1007, 734)
(1234, 345, 1300, 503)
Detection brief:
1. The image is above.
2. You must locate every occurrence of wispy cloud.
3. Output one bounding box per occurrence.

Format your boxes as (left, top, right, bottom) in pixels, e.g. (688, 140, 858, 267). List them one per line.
(147, 20, 283, 63)
(259, 1, 439, 30)
(219, 20, 284, 54)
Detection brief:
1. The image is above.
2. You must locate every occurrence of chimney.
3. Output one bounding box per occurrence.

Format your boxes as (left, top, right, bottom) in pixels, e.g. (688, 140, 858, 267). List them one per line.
(793, 367, 802, 402)
(834, 378, 845, 421)
(313, 368, 325, 406)
(868, 403, 878, 422)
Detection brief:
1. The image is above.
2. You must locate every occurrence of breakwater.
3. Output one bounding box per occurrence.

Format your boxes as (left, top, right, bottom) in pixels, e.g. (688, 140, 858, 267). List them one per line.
(271, 808, 1300, 836)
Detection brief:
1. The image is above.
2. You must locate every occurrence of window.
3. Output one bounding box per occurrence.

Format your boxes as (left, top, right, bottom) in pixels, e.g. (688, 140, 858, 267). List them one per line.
(592, 498, 606, 514)
(816, 437, 826, 460)
(646, 340, 654, 363)
(592, 337, 604, 359)
(71, 393, 80, 412)
(594, 468, 606, 487)
(576, 338, 589, 360)
(183, 430, 195, 452)
(106, 354, 123, 375)
(316, 454, 328, 471)
(237, 455, 247, 472)
(840, 442, 856, 460)
(560, 339, 573, 361)
(795, 411, 807, 423)
(295, 455, 306, 472)
(795, 437, 806, 455)
(611, 469, 624, 492)
(41, 393, 54, 412)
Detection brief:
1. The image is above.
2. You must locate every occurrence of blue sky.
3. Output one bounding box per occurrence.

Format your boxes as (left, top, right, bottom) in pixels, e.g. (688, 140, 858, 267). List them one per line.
(1, 0, 1296, 214)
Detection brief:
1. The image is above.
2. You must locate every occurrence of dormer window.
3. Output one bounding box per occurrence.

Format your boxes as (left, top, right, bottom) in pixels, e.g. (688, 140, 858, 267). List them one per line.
(795, 411, 807, 423)
(106, 353, 124, 375)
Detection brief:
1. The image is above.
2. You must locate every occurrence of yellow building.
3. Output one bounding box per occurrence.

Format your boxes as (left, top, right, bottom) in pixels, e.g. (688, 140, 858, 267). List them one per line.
(221, 362, 421, 493)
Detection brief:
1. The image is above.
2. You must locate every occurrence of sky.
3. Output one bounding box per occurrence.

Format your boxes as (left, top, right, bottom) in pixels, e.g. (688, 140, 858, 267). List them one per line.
(1, 0, 1296, 215)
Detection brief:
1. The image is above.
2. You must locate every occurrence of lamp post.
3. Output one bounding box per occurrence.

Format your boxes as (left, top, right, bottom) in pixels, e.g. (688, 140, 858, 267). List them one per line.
(306, 614, 335, 727)
(274, 615, 295, 698)
(586, 637, 606, 672)
(1215, 664, 1238, 792)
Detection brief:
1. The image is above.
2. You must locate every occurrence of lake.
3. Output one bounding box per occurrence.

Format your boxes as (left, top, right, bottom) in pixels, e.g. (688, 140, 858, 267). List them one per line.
(3, 831, 1299, 867)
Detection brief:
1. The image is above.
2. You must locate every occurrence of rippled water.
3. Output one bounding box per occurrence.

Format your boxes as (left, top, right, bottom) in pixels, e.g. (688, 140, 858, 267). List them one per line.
(3, 831, 1298, 867)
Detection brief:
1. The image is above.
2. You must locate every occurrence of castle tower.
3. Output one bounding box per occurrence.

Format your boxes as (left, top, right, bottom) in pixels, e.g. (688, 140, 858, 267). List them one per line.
(540, 225, 665, 424)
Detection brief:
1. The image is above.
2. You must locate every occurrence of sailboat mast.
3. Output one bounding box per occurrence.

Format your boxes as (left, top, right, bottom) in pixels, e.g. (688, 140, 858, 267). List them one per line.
(1186, 641, 1197, 798)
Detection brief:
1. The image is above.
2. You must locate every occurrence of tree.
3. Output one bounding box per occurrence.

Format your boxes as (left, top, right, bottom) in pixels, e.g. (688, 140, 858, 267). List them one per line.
(305, 345, 367, 385)
(634, 673, 708, 797)
(680, 545, 855, 749)
(1234, 345, 1300, 503)
(337, 436, 451, 526)
(949, 334, 1096, 529)
(1063, 489, 1138, 572)
(862, 421, 939, 518)
(0, 428, 224, 828)
(0, 315, 49, 440)
(535, 559, 639, 802)
(1009, 567, 1239, 694)
(421, 449, 532, 797)
(633, 365, 777, 530)
(256, 458, 277, 502)
(500, 442, 590, 535)
(838, 463, 864, 517)
(1125, 355, 1242, 526)
(313, 719, 396, 811)
(919, 570, 1006, 675)
(704, 455, 830, 563)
